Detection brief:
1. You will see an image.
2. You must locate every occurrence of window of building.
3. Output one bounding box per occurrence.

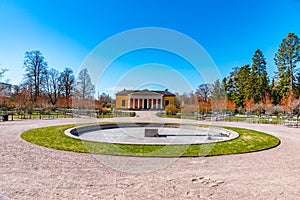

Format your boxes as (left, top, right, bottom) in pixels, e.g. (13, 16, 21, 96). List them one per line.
(122, 99, 126, 107)
(165, 100, 170, 106)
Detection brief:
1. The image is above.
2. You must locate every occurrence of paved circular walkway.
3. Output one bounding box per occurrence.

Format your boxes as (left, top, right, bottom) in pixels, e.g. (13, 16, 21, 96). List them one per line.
(1, 112, 300, 199)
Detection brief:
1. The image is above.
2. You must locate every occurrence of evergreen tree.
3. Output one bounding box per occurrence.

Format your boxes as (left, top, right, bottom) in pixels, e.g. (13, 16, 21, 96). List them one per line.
(225, 65, 251, 107)
(270, 79, 280, 105)
(211, 79, 228, 112)
(248, 49, 269, 103)
(211, 79, 227, 101)
(260, 71, 270, 97)
(211, 79, 222, 101)
(295, 72, 300, 98)
(274, 32, 300, 98)
(221, 78, 227, 98)
(226, 67, 239, 102)
(234, 65, 251, 107)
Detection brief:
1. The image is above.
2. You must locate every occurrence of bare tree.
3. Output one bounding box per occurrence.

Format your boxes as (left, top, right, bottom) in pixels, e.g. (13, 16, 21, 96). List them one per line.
(44, 68, 61, 107)
(23, 50, 48, 102)
(196, 84, 213, 102)
(98, 93, 112, 107)
(59, 68, 75, 99)
(75, 68, 95, 99)
(0, 68, 7, 80)
(12, 84, 33, 113)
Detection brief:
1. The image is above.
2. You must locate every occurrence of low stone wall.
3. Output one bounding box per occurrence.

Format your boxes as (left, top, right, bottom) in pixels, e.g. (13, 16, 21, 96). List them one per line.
(70, 123, 182, 136)
(65, 123, 239, 145)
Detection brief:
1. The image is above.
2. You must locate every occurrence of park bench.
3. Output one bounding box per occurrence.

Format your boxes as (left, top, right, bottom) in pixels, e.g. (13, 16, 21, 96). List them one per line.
(283, 120, 298, 128)
(0, 114, 9, 121)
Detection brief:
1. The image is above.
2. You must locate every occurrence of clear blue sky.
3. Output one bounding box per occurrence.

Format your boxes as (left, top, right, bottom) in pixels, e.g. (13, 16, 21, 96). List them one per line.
(0, 0, 300, 96)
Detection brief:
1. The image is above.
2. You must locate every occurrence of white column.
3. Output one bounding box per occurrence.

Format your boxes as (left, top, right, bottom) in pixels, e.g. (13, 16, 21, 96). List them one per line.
(133, 98, 135, 109)
(128, 98, 131, 109)
(160, 97, 163, 109)
(138, 98, 140, 109)
(151, 98, 154, 109)
(156, 98, 158, 110)
(142, 97, 144, 109)
(146, 99, 149, 109)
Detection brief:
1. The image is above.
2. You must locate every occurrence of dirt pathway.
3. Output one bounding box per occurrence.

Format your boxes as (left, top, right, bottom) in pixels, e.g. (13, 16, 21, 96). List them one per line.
(0, 114, 300, 199)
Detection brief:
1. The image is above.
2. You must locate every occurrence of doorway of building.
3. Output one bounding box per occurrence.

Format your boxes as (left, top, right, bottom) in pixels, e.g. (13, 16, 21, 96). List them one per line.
(144, 99, 148, 109)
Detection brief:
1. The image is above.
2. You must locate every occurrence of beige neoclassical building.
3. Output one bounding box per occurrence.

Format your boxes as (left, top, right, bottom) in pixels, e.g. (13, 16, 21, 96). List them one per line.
(115, 89, 175, 110)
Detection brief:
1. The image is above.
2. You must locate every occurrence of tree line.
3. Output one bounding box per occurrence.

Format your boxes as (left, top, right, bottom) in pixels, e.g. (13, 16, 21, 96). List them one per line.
(1, 32, 299, 116)
(0, 50, 112, 113)
(195, 32, 300, 116)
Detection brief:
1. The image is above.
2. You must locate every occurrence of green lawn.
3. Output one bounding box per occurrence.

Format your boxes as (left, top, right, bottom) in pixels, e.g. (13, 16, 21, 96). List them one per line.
(21, 123, 280, 157)
(1, 112, 73, 120)
(224, 116, 281, 124)
(159, 113, 285, 125)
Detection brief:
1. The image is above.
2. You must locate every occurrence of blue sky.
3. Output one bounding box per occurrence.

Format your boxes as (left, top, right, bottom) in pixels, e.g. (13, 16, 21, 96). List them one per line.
(0, 0, 300, 96)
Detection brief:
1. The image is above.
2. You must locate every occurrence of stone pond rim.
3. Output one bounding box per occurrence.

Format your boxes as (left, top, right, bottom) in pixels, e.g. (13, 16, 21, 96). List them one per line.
(64, 123, 239, 145)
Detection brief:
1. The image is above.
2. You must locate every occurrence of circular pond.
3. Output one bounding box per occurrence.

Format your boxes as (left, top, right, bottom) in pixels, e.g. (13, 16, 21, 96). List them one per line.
(65, 123, 239, 145)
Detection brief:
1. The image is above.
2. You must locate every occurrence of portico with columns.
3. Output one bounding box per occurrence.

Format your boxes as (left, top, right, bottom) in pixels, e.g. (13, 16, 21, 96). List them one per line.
(128, 92, 163, 110)
(115, 89, 175, 110)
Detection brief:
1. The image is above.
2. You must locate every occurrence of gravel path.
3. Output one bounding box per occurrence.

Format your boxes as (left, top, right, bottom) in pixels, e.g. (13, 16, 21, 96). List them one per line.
(1, 113, 300, 199)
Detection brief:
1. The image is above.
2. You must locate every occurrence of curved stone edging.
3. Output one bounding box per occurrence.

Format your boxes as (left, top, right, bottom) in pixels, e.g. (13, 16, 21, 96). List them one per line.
(64, 123, 239, 145)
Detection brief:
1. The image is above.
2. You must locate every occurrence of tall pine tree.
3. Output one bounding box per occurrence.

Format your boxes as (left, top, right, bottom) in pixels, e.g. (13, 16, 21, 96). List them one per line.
(248, 49, 269, 103)
(211, 79, 222, 101)
(226, 65, 251, 107)
(274, 32, 300, 98)
(235, 65, 251, 107)
(295, 72, 300, 98)
(226, 67, 239, 102)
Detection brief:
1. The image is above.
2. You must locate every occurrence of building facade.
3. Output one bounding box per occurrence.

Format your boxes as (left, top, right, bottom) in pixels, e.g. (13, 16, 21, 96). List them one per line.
(115, 89, 175, 110)
(0, 83, 11, 97)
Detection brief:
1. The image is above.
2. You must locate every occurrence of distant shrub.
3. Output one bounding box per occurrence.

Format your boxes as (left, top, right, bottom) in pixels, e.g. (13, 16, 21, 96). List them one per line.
(165, 104, 177, 115)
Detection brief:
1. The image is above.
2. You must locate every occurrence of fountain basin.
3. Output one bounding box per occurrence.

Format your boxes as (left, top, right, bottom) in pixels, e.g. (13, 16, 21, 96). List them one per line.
(65, 123, 239, 145)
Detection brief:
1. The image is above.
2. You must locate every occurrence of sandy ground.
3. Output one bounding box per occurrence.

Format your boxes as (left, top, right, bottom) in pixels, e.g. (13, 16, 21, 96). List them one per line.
(1, 112, 300, 199)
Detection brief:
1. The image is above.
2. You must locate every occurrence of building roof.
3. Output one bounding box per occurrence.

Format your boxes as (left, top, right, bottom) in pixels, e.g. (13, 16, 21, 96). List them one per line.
(116, 89, 175, 96)
(0, 82, 12, 96)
